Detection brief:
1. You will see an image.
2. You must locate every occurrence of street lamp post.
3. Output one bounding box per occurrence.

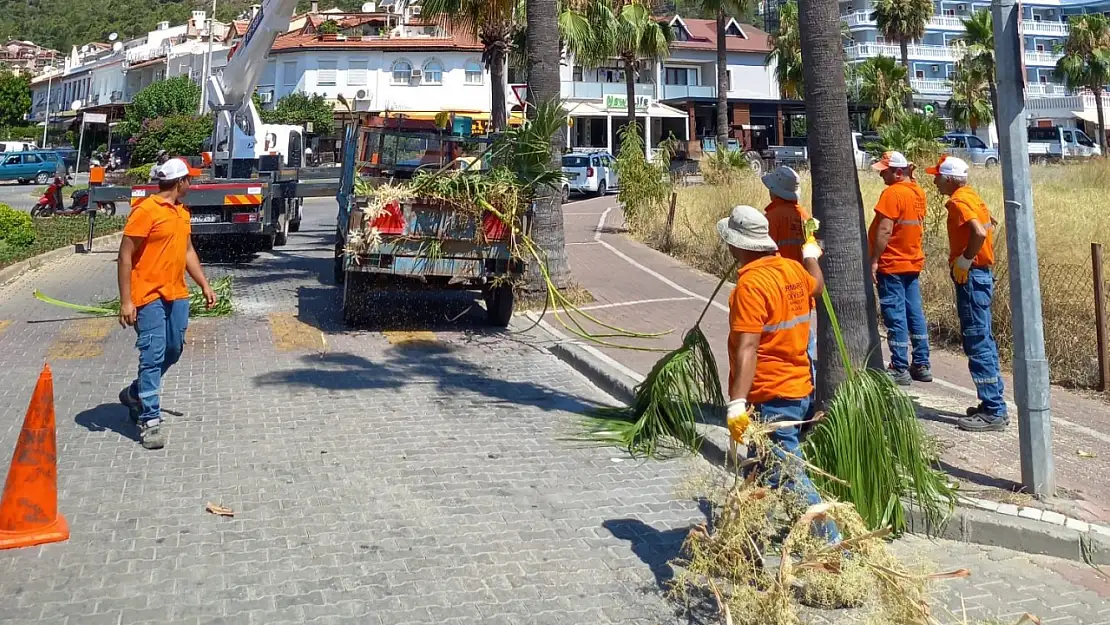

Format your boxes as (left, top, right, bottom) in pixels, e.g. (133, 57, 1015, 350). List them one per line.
(41, 68, 53, 146)
(200, 0, 217, 115)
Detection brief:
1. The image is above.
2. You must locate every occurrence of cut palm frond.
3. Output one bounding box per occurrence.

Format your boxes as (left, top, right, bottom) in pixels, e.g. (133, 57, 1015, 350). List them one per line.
(576, 268, 733, 458)
(35, 275, 235, 318)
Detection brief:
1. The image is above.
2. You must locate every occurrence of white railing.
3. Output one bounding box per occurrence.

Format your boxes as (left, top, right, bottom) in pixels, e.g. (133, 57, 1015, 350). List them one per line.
(840, 10, 1069, 37)
(1024, 50, 1063, 65)
(911, 78, 950, 95)
(1023, 20, 1069, 37)
(845, 42, 962, 62)
(1025, 83, 1067, 97)
(661, 84, 715, 100)
(841, 11, 874, 27)
(928, 16, 966, 29)
(561, 81, 654, 100)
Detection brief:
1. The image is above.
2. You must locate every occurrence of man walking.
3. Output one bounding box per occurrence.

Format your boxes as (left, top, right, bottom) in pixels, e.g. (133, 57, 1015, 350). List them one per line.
(868, 151, 931, 386)
(927, 155, 1008, 432)
(717, 205, 838, 541)
(117, 158, 214, 449)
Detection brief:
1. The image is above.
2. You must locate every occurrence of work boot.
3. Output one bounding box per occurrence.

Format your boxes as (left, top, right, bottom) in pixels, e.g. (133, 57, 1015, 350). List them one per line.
(957, 412, 1009, 433)
(118, 386, 140, 424)
(966, 403, 985, 418)
(909, 365, 933, 382)
(139, 419, 165, 450)
(886, 365, 911, 386)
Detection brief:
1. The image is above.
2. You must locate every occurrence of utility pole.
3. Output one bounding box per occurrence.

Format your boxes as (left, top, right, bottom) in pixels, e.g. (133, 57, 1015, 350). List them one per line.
(992, 0, 1055, 497)
(199, 0, 217, 115)
(41, 69, 53, 146)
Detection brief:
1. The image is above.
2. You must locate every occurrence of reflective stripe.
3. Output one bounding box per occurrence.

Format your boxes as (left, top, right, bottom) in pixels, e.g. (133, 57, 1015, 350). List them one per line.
(896, 219, 921, 226)
(777, 238, 804, 246)
(762, 311, 811, 333)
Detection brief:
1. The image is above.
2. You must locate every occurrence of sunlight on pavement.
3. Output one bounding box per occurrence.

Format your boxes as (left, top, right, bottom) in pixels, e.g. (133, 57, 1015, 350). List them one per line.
(45, 318, 115, 360)
(267, 312, 324, 353)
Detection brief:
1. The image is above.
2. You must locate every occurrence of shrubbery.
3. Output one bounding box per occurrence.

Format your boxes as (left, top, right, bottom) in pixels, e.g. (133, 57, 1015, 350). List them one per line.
(0, 203, 34, 247)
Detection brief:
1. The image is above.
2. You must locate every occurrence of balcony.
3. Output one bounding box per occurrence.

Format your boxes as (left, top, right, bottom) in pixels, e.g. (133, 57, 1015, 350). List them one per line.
(841, 11, 874, 27)
(840, 10, 1069, 37)
(1024, 50, 1063, 65)
(1023, 20, 1069, 37)
(845, 42, 960, 62)
(561, 81, 654, 100)
(910, 78, 951, 95)
(1025, 83, 1067, 97)
(661, 84, 716, 100)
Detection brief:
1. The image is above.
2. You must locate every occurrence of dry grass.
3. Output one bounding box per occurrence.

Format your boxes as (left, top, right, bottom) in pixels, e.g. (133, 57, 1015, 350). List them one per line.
(632, 160, 1110, 389)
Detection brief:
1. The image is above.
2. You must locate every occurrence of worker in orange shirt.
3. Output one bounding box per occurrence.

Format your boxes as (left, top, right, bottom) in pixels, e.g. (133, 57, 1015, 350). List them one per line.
(717, 204, 838, 541)
(927, 155, 1008, 432)
(868, 151, 931, 386)
(117, 158, 216, 450)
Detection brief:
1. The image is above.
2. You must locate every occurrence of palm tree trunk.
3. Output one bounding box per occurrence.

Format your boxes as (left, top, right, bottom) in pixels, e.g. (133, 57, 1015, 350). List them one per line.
(899, 38, 914, 111)
(625, 53, 638, 140)
(716, 8, 730, 148)
(1096, 87, 1108, 157)
(798, 0, 884, 398)
(488, 46, 508, 132)
(988, 80, 999, 146)
(525, 0, 570, 288)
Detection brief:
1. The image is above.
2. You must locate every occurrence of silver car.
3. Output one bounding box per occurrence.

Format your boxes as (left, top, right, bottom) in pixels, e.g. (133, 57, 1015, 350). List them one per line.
(940, 133, 999, 167)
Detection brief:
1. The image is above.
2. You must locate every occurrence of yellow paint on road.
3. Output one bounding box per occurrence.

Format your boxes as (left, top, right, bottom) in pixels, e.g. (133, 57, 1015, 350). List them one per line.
(268, 312, 324, 352)
(0, 320, 11, 337)
(383, 330, 438, 347)
(47, 318, 116, 360)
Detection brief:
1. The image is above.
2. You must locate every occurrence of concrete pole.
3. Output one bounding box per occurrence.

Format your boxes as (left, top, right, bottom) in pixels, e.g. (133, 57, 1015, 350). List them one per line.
(42, 71, 52, 146)
(200, 0, 217, 115)
(992, 0, 1055, 497)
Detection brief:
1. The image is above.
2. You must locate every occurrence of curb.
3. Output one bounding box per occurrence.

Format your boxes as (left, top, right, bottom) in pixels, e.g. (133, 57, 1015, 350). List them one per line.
(533, 313, 1110, 564)
(0, 232, 123, 287)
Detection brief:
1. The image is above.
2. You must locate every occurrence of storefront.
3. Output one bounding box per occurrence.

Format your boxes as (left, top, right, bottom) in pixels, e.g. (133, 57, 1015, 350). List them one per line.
(564, 95, 689, 156)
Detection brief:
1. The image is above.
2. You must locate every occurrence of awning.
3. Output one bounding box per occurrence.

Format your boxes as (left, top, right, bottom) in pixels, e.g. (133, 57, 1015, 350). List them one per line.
(1071, 110, 1101, 124)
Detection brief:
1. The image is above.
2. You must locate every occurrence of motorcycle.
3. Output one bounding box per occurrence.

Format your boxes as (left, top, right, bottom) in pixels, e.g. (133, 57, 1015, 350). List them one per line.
(30, 175, 116, 217)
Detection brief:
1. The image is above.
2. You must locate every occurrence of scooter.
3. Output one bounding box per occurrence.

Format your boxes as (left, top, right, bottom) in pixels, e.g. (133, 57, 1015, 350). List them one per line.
(30, 175, 116, 217)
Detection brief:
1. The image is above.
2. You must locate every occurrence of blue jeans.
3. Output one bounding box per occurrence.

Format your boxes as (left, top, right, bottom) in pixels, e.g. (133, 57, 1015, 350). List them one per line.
(876, 272, 930, 372)
(754, 397, 840, 542)
(955, 268, 1007, 419)
(128, 298, 189, 424)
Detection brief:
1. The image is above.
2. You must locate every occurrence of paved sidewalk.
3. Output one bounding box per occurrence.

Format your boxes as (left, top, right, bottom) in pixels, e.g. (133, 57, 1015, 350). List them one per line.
(552, 196, 1110, 525)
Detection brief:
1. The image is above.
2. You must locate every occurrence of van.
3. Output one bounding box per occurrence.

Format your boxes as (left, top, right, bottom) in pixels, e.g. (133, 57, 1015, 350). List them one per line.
(0, 141, 38, 153)
(940, 133, 1000, 167)
(0, 151, 66, 184)
(1027, 126, 1101, 161)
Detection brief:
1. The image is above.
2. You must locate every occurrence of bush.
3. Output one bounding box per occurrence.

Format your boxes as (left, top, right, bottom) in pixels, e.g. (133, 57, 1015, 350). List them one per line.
(130, 115, 213, 164)
(0, 215, 126, 269)
(0, 203, 34, 247)
(699, 149, 752, 186)
(613, 123, 672, 229)
(126, 163, 154, 184)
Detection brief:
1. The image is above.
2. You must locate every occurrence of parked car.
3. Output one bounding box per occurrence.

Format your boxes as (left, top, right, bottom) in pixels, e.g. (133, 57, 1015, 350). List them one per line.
(939, 133, 999, 167)
(562, 149, 618, 196)
(1027, 126, 1101, 162)
(0, 150, 66, 184)
(51, 147, 78, 173)
(0, 140, 38, 153)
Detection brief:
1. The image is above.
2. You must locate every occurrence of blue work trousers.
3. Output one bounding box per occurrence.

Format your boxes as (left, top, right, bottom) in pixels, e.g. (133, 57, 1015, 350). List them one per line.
(955, 268, 1007, 419)
(128, 298, 189, 424)
(876, 272, 931, 372)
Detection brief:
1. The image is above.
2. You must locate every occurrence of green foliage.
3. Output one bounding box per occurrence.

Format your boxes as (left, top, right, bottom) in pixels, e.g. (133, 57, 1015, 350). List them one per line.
(258, 92, 335, 135)
(487, 98, 567, 192)
(872, 113, 945, 166)
(0, 215, 125, 269)
(857, 55, 912, 127)
(119, 76, 201, 138)
(0, 71, 30, 128)
(126, 163, 155, 184)
(614, 121, 671, 226)
(317, 19, 340, 34)
(946, 62, 993, 133)
(131, 115, 213, 164)
(0, 203, 34, 247)
(36, 275, 234, 318)
(699, 147, 751, 186)
(870, 0, 934, 60)
(673, 0, 758, 24)
(961, 10, 995, 85)
(767, 0, 804, 99)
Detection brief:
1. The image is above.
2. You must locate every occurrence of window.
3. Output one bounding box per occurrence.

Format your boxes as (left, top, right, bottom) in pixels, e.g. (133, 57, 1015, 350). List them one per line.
(465, 60, 483, 85)
(1039, 74, 1048, 83)
(4, 155, 20, 165)
(572, 65, 583, 81)
(664, 67, 697, 86)
(727, 70, 733, 90)
(967, 136, 987, 150)
(348, 59, 368, 86)
(392, 59, 412, 84)
(915, 70, 925, 78)
(24, 153, 40, 164)
(943, 8, 955, 16)
(1036, 43, 1045, 52)
(317, 60, 337, 86)
(423, 59, 443, 84)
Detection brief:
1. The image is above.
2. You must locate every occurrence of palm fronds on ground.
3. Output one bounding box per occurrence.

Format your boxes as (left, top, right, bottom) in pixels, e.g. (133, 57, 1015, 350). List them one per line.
(34, 275, 235, 318)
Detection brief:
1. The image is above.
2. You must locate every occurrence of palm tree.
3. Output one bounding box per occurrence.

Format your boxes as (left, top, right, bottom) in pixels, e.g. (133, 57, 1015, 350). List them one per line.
(870, 0, 932, 108)
(961, 9, 997, 133)
(857, 55, 912, 127)
(685, 0, 748, 148)
(946, 61, 992, 135)
(767, 0, 804, 99)
(525, 0, 571, 287)
(874, 112, 945, 163)
(797, 0, 884, 394)
(1056, 13, 1110, 156)
(611, 1, 674, 137)
(423, 0, 518, 131)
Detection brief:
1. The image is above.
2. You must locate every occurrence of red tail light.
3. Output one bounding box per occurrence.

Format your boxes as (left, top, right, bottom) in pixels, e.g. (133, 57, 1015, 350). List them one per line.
(372, 200, 405, 235)
(231, 212, 257, 223)
(482, 212, 509, 241)
(586, 166, 595, 177)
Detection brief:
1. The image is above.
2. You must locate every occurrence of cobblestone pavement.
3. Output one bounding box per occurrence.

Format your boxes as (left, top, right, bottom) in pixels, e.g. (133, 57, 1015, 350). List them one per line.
(0, 199, 1107, 624)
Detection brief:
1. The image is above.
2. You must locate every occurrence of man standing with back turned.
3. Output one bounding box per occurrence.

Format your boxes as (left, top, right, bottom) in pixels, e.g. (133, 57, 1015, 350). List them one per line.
(928, 155, 1009, 432)
(117, 158, 215, 450)
(868, 151, 932, 386)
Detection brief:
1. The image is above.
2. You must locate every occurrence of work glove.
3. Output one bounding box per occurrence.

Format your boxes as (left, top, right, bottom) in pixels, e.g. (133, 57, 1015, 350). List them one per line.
(952, 255, 973, 285)
(726, 398, 751, 443)
(802, 237, 823, 260)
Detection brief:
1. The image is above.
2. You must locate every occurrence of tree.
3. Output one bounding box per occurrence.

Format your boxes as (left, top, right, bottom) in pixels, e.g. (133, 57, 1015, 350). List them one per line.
(1056, 13, 1110, 156)
(946, 61, 992, 134)
(873, 112, 944, 163)
(524, 0, 571, 288)
(857, 55, 911, 127)
(120, 76, 201, 137)
(767, 0, 804, 99)
(317, 19, 340, 34)
(423, 0, 517, 131)
(130, 115, 213, 164)
(798, 0, 884, 395)
(0, 71, 31, 129)
(258, 92, 335, 136)
(870, 0, 932, 108)
(685, 0, 748, 147)
(961, 9, 998, 135)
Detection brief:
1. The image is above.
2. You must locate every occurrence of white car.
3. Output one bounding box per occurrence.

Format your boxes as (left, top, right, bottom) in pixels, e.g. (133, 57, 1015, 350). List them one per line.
(562, 150, 618, 196)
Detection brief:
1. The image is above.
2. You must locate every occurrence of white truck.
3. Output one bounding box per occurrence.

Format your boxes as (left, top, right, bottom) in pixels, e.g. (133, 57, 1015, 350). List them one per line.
(1027, 126, 1102, 163)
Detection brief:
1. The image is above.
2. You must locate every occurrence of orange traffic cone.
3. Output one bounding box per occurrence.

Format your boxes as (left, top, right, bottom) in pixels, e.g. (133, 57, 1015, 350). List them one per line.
(0, 364, 69, 550)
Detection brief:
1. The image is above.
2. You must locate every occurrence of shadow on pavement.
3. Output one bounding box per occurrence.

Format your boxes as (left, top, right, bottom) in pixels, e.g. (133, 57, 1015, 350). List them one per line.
(74, 403, 140, 442)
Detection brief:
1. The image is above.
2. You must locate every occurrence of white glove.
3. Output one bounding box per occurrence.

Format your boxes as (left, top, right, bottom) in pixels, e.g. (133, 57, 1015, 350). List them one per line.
(952, 255, 973, 284)
(726, 398, 748, 419)
(802, 240, 823, 260)
(726, 398, 751, 443)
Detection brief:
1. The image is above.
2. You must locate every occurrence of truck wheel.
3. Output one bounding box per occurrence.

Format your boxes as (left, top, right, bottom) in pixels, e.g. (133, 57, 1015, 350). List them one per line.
(743, 152, 764, 175)
(484, 284, 514, 327)
(260, 234, 275, 252)
(274, 218, 289, 247)
(334, 232, 346, 284)
(289, 219, 301, 233)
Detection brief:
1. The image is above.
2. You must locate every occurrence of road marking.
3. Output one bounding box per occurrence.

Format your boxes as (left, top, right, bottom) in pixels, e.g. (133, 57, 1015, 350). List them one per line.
(577, 297, 697, 312)
(565, 241, 601, 246)
(47, 318, 115, 360)
(383, 330, 438, 346)
(0, 320, 10, 337)
(268, 312, 324, 352)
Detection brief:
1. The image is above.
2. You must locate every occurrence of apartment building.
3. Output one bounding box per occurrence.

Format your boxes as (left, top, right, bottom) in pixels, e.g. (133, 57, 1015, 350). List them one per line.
(0, 40, 60, 75)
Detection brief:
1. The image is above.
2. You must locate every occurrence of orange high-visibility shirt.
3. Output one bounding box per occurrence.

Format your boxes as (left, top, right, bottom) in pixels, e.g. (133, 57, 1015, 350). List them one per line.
(122, 195, 191, 308)
(945, 185, 996, 267)
(764, 198, 811, 264)
(868, 180, 927, 274)
(728, 255, 815, 404)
